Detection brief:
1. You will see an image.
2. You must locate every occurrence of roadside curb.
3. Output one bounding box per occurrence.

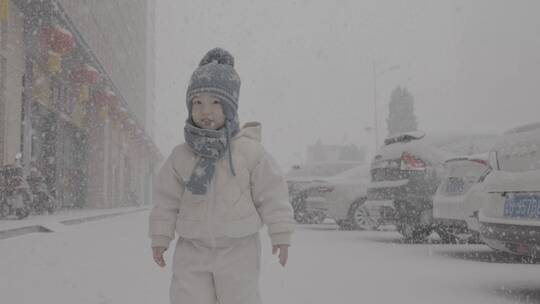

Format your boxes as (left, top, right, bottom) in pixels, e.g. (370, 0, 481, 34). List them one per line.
(0, 207, 150, 240)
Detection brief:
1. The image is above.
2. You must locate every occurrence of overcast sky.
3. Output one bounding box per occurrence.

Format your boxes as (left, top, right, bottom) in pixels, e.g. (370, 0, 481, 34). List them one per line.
(155, 0, 540, 169)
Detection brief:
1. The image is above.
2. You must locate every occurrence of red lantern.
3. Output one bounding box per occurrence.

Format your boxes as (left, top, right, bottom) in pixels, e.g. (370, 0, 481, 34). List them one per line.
(94, 90, 105, 105)
(94, 89, 116, 105)
(110, 102, 126, 118)
(105, 89, 117, 102)
(116, 106, 130, 122)
(72, 64, 100, 85)
(40, 25, 76, 55)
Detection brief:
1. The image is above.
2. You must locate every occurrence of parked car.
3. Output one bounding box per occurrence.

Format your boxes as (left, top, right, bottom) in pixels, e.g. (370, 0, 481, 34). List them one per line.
(286, 161, 364, 224)
(364, 131, 453, 242)
(432, 155, 491, 243)
(478, 122, 540, 257)
(287, 179, 328, 224)
(311, 164, 373, 230)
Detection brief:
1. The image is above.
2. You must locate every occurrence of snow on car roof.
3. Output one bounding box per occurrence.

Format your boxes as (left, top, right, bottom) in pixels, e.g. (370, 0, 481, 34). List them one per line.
(375, 135, 454, 164)
(426, 134, 500, 155)
(484, 169, 540, 193)
(493, 126, 540, 154)
(375, 133, 499, 164)
(444, 152, 489, 164)
(384, 131, 426, 146)
(492, 127, 540, 172)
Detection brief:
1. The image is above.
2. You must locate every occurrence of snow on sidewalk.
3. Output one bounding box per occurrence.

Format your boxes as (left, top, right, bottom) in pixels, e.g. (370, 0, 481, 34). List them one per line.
(1, 212, 540, 304)
(0, 206, 149, 239)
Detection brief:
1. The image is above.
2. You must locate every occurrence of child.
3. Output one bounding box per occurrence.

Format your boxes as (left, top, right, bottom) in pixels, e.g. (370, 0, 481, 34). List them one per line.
(148, 48, 295, 304)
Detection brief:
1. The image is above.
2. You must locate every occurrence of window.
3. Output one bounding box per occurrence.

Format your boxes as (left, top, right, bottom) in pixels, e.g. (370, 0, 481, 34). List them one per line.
(499, 148, 540, 172)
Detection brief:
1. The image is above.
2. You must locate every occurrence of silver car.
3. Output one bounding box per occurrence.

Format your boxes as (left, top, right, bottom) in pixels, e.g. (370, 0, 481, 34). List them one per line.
(317, 164, 373, 230)
(286, 161, 364, 224)
(478, 122, 540, 257)
(432, 156, 490, 243)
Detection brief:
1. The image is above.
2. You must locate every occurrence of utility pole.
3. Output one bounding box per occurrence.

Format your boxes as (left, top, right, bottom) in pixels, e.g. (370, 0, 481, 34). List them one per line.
(373, 61, 378, 149)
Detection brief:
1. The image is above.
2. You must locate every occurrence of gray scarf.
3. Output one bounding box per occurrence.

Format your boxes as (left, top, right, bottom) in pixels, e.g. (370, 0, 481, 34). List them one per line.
(184, 120, 239, 195)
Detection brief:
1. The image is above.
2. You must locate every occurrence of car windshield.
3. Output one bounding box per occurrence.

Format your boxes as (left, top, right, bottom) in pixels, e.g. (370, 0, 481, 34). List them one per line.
(441, 160, 488, 194)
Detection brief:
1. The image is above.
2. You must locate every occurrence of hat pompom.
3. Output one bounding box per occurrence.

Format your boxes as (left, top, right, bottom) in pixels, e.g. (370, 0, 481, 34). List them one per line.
(199, 48, 235, 67)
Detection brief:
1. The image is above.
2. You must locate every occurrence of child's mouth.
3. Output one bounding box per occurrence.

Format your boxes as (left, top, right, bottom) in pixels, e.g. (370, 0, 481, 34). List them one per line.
(200, 119, 215, 127)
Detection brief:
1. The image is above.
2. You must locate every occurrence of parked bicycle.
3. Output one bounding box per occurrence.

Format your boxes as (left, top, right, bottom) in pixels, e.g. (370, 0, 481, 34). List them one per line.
(0, 163, 31, 219)
(0, 158, 57, 220)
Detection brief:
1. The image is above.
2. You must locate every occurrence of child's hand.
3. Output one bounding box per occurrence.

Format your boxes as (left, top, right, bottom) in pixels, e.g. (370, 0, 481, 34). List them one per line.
(272, 244, 289, 267)
(152, 247, 167, 268)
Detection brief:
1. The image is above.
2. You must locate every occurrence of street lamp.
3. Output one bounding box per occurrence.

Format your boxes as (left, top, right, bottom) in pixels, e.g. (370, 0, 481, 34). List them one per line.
(372, 61, 399, 150)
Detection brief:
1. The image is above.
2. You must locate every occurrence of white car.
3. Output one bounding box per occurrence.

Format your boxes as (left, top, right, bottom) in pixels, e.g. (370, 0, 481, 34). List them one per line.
(432, 156, 490, 243)
(286, 161, 364, 224)
(315, 164, 373, 230)
(478, 122, 540, 257)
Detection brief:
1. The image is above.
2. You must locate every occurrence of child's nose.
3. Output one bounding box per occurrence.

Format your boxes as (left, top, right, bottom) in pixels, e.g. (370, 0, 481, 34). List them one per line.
(201, 104, 212, 114)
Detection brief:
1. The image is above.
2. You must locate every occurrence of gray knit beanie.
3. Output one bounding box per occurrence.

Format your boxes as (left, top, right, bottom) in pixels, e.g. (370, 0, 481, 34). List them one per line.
(186, 48, 241, 116)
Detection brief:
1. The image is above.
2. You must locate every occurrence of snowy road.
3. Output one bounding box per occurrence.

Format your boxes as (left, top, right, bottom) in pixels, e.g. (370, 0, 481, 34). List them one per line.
(1, 211, 540, 304)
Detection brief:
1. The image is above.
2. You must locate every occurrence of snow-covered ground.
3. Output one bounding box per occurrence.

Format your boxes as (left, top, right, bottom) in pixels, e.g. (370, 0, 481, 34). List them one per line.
(0, 206, 149, 232)
(1, 212, 539, 304)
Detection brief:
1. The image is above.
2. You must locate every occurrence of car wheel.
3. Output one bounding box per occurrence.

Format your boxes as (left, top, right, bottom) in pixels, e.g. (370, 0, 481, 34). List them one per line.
(397, 222, 432, 243)
(349, 199, 378, 231)
(294, 209, 310, 224)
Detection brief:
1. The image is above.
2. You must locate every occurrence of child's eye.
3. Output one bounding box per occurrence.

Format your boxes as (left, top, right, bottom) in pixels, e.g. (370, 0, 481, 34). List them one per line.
(193, 100, 202, 105)
(213, 100, 220, 104)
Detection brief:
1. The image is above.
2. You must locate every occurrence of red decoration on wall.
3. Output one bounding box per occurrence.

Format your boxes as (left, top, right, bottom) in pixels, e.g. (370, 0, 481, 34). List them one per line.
(105, 89, 117, 102)
(72, 64, 100, 85)
(40, 25, 76, 55)
(94, 89, 116, 105)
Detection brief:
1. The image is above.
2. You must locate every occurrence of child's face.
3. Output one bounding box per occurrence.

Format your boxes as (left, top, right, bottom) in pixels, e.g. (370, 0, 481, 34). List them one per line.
(191, 93, 226, 130)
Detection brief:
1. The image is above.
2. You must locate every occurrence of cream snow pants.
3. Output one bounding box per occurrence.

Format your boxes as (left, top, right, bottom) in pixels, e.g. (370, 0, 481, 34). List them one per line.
(170, 233, 262, 304)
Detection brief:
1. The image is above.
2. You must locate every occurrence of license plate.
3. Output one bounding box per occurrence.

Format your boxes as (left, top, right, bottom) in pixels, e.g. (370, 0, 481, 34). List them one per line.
(446, 177, 465, 194)
(504, 194, 540, 218)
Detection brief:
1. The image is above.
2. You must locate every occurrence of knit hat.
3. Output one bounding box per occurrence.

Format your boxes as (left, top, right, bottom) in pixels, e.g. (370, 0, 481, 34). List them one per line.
(186, 48, 241, 117)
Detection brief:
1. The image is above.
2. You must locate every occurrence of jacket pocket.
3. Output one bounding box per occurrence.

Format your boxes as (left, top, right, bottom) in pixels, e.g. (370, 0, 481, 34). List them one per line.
(225, 193, 258, 221)
(178, 190, 207, 220)
(220, 168, 250, 206)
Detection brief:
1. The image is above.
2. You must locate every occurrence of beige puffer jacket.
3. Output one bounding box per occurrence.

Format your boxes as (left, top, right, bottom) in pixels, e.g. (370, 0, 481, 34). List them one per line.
(148, 122, 295, 249)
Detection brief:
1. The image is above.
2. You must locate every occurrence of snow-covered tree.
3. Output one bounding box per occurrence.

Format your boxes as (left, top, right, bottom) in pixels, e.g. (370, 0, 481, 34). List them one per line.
(386, 86, 418, 136)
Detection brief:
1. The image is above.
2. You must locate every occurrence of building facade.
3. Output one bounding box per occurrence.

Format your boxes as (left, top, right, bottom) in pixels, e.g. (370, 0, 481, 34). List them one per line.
(0, 0, 161, 209)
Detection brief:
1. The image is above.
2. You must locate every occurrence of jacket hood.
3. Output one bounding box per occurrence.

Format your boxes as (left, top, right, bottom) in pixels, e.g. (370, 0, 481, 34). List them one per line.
(234, 121, 262, 142)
